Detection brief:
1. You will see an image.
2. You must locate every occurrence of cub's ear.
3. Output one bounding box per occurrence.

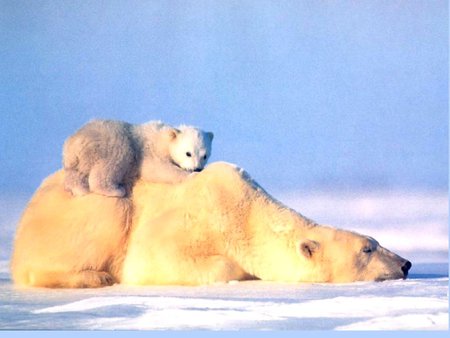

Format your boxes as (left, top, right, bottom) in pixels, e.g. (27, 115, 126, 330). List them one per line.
(206, 131, 214, 141)
(299, 240, 320, 259)
(163, 128, 180, 141)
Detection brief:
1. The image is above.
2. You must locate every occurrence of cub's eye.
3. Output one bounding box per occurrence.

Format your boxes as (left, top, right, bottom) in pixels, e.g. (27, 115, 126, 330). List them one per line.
(203, 155, 207, 160)
(362, 246, 373, 254)
(186, 152, 192, 157)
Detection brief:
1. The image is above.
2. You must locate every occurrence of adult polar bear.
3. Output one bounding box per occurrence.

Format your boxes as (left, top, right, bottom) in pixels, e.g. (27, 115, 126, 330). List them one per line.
(11, 162, 411, 287)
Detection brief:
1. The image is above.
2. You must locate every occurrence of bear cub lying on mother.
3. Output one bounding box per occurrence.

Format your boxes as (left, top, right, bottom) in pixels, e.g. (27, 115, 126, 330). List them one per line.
(63, 119, 214, 197)
(11, 162, 411, 287)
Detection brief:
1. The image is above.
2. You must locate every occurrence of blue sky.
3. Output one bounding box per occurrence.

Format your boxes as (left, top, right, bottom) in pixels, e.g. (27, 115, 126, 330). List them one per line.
(0, 0, 448, 194)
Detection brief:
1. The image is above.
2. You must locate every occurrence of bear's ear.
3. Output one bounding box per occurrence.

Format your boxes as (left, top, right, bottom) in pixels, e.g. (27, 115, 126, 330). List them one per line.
(299, 240, 320, 259)
(164, 128, 180, 141)
(206, 131, 214, 141)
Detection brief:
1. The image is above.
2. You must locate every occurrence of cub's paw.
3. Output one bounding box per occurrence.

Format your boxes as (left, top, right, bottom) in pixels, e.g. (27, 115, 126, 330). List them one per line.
(95, 186, 126, 198)
(66, 184, 90, 196)
(188, 171, 199, 178)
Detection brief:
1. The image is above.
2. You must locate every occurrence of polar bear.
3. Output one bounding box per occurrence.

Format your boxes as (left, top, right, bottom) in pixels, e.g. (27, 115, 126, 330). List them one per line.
(11, 162, 411, 288)
(63, 120, 214, 197)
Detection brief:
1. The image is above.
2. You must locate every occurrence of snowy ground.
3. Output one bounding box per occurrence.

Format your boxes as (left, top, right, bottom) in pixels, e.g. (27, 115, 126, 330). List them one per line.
(0, 189, 448, 330)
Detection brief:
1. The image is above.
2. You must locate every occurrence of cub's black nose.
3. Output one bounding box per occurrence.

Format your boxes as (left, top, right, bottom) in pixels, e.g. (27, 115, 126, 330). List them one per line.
(193, 168, 203, 172)
(401, 260, 412, 277)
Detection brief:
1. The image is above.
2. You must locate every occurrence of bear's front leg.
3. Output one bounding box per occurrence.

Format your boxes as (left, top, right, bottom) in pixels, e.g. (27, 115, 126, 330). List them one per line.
(64, 169, 89, 196)
(122, 252, 252, 286)
(195, 255, 254, 285)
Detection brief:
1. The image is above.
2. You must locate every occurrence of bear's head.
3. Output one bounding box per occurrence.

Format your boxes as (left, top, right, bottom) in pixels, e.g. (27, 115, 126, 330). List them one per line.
(196, 162, 412, 284)
(164, 126, 214, 172)
(295, 227, 412, 283)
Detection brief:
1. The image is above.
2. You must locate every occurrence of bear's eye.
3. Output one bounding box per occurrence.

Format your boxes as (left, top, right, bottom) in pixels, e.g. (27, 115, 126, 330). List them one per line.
(203, 155, 207, 160)
(362, 246, 373, 254)
(186, 152, 192, 157)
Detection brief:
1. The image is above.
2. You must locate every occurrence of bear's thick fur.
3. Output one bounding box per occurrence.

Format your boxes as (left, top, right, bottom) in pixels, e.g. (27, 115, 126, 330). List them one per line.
(11, 162, 411, 287)
(63, 120, 214, 198)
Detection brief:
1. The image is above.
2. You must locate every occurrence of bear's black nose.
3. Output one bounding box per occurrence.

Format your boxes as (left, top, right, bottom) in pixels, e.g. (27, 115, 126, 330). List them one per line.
(401, 260, 412, 277)
(193, 168, 203, 172)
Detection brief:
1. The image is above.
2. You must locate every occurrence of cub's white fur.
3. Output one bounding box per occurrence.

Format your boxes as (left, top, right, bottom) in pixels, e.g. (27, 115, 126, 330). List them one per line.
(62, 119, 213, 197)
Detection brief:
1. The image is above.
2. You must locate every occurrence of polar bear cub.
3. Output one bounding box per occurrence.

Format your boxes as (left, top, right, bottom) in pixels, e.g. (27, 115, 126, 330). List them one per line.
(63, 119, 213, 197)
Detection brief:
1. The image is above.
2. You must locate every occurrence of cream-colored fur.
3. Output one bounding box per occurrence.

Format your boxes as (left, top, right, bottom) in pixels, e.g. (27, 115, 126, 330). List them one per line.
(11, 162, 411, 287)
(11, 171, 131, 287)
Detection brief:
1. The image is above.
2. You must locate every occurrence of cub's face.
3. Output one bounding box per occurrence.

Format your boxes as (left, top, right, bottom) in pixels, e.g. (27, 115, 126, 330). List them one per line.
(296, 228, 412, 283)
(169, 127, 214, 172)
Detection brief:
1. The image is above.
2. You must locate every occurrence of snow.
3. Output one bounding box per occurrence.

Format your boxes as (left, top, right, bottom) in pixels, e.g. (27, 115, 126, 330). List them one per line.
(0, 276, 448, 330)
(0, 190, 448, 330)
